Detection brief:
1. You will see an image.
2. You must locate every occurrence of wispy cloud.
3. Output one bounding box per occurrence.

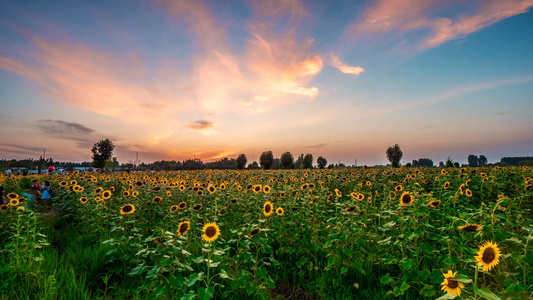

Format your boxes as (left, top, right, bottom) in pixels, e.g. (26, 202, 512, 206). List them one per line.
(37, 119, 95, 135)
(186, 120, 215, 130)
(351, 0, 533, 49)
(329, 54, 365, 76)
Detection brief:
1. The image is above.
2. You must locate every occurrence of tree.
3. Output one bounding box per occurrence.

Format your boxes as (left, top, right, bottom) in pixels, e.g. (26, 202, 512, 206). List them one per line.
(302, 154, 313, 169)
(412, 158, 434, 167)
(479, 155, 487, 166)
(259, 151, 274, 170)
(91, 139, 115, 169)
(317, 156, 327, 169)
(467, 155, 479, 167)
(445, 157, 454, 168)
(279, 152, 295, 169)
(294, 154, 304, 169)
(248, 161, 260, 169)
(236, 154, 247, 170)
(386, 144, 403, 168)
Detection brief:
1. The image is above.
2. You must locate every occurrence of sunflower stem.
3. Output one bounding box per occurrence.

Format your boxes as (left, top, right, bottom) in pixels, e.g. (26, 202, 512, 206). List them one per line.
(474, 266, 479, 299)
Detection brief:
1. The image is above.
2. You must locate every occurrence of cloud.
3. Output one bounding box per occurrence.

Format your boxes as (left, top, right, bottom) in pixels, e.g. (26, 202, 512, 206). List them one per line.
(186, 120, 215, 130)
(329, 54, 365, 76)
(37, 119, 95, 135)
(351, 0, 533, 49)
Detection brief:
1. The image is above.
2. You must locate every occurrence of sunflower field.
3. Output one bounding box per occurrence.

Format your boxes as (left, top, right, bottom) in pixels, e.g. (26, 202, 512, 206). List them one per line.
(1, 166, 532, 299)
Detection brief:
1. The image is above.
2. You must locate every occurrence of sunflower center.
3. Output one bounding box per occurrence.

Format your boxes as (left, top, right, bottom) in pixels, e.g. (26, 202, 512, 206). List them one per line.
(463, 225, 477, 232)
(123, 205, 133, 213)
(402, 195, 411, 203)
(482, 248, 495, 263)
(205, 226, 217, 237)
(447, 280, 458, 289)
(179, 223, 189, 233)
(179, 203, 186, 208)
(265, 205, 272, 213)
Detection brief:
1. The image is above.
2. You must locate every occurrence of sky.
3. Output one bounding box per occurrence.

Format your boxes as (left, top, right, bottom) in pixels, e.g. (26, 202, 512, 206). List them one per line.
(0, 0, 532, 167)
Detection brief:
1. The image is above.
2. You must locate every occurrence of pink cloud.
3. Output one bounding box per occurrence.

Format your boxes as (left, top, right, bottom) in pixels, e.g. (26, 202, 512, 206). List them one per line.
(351, 0, 533, 49)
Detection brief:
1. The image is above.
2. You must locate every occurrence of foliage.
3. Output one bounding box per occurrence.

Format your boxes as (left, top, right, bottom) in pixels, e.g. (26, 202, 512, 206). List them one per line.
(301, 154, 313, 169)
(386, 144, 403, 168)
(468, 155, 479, 167)
(279, 152, 295, 169)
(317, 156, 327, 169)
(236, 154, 247, 170)
(259, 151, 274, 170)
(412, 158, 434, 167)
(91, 139, 115, 169)
(501, 156, 533, 166)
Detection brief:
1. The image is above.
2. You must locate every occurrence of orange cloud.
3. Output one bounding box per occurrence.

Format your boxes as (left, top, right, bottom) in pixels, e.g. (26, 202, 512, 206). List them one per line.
(186, 120, 215, 130)
(351, 0, 533, 49)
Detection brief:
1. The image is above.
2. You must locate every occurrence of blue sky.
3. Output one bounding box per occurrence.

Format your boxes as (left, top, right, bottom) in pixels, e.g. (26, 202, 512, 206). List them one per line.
(1, 0, 532, 166)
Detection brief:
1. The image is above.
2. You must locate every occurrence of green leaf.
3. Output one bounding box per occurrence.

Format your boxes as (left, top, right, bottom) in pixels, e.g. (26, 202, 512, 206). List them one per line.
(105, 248, 119, 256)
(453, 273, 472, 283)
(169, 274, 184, 288)
(188, 273, 201, 287)
(442, 256, 459, 265)
(383, 254, 397, 264)
(380, 273, 392, 284)
(256, 268, 267, 279)
(430, 270, 443, 284)
(354, 261, 366, 275)
(265, 275, 275, 289)
(219, 269, 232, 280)
(192, 256, 204, 264)
(435, 293, 457, 300)
(128, 264, 146, 275)
(419, 284, 436, 297)
(209, 261, 221, 268)
(213, 250, 226, 256)
(473, 287, 502, 300)
(402, 258, 415, 270)
(197, 286, 214, 300)
(340, 267, 348, 274)
(182, 249, 192, 256)
(400, 281, 410, 292)
(180, 291, 197, 300)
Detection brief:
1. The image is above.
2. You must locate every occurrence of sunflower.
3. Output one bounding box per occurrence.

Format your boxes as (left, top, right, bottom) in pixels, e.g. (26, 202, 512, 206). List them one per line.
(443, 182, 450, 190)
(474, 241, 501, 271)
(357, 193, 365, 201)
(122, 190, 131, 197)
(10, 198, 20, 206)
(300, 183, 308, 190)
(131, 191, 139, 197)
(253, 185, 262, 193)
(193, 204, 202, 210)
(1, 204, 10, 211)
(465, 189, 473, 197)
(428, 200, 441, 208)
(109, 186, 115, 192)
(279, 191, 286, 198)
(395, 185, 403, 192)
(276, 207, 284, 216)
(179, 185, 186, 191)
(177, 221, 190, 236)
(152, 196, 162, 203)
(250, 228, 259, 237)
(335, 189, 342, 197)
(177, 202, 187, 209)
(167, 191, 172, 197)
(389, 191, 396, 200)
(7, 193, 18, 200)
(196, 190, 204, 196)
(80, 197, 88, 204)
(345, 206, 357, 212)
(440, 270, 464, 297)
(120, 204, 135, 215)
(17, 206, 25, 210)
(263, 185, 271, 193)
(170, 205, 179, 212)
(458, 224, 483, 232)
(459, 184, 465, 195)
(60, 181, 68, 187)
(94, 187, 103, 194)
(350, 192, 358, 199)
(202, 222, 220, 243)
(208, 186, 216, 193)
(231, 199, 238, 204)
(263, 201, 273, 217)
(400, 192, 413, 206)
(70, 180, 78, 185)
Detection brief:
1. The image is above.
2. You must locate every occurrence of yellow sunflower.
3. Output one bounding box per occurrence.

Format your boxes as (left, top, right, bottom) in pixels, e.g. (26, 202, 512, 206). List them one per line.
(357, 193, 365, 201)
(10, 198, 20, 206)
(7, 193, 19, 200)
(263, 185, 271, 194)
(250, 228, 259, 238)
(440, 270, 464, 297)
(94, 187, 103, 194)
(276, 207, 284, 216)
(177, 221, 190, 236)
(395, 185, 403, 192)
(196, 190, 204, 196)
(132, 191, 139, 197)
(345, 206, 357, 212)
(208, 186, 216, 194)
(193, 204, 202, 210)
(263, 201, 273, 217)
(443, 182, 450, 190)
(1, 204, 10, 211)
(253, 185, 262, 193)
(178, 201, 187, 209)
(428, 200, 441, 208)
(120, 204, 135, 215)
(170, 205, 179, 212)
(152, 196, 162, 203)
(458, 224, 483, 232)
(400, 192, 413, 206)
(201, 222, 220, 243)
(80, 197, 88, 204)
(335, 189, 342, 197)
(474, 241, 501, 272)
(167, 191, 172, 197)
(465, 189, 473, 197)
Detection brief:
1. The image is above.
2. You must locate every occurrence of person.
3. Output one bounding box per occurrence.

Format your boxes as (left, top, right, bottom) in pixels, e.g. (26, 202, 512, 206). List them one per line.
(40, 181, 51, 205)
(32, 180, 41, 191)
(5, 168, 12, 176)
(23, 169, 28, 176)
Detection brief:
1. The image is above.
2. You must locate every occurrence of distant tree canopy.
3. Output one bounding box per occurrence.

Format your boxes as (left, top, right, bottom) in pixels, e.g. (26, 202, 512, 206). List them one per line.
(248, 161, 260, 169)
(294, 154, 304, 169)
(91, 139, 115, 169)
(500, 156, 533, 166)
(412, 158, 434, 167)
(302, 154, 313, 169)
(386, 144, 403, 168)
(236, 154, 247, 170)
(468, 155, 488, 167)
(259, 151, 274, 170)
(317, 156, 327, 169)
(280, 152, 295, 169)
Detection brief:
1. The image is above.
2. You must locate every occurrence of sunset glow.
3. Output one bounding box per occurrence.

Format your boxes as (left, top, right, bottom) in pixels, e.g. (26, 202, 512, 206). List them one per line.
(1, 0, 532, 165)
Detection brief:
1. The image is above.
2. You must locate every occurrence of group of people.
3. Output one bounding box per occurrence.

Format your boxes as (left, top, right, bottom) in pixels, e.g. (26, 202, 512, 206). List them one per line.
(0, 179, 51, 206)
